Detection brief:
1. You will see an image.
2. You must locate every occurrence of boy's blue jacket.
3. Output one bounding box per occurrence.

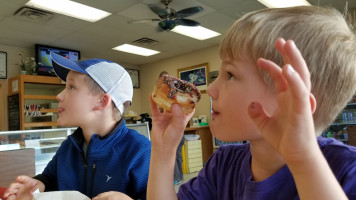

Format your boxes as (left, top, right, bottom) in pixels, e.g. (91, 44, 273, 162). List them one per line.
(34, 119, 151, 199)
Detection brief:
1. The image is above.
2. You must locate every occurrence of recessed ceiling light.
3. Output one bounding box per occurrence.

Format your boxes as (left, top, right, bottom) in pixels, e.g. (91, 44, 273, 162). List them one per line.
(26, 0, 111, 22)
(172, 26, 221, 40)
(257, 0, 310, 8)
(113, 44, 160, 57)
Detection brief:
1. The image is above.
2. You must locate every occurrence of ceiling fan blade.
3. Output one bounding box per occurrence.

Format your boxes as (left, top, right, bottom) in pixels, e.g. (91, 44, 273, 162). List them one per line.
(127, 19, 161, 24)
(175, 18, 200, 26)
(148, 4, 168, 17)
(174, 6, 203, 18)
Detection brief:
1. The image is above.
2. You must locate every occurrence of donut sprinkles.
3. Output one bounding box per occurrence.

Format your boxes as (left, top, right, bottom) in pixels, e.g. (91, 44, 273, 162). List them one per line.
(162, 75, 201, 100)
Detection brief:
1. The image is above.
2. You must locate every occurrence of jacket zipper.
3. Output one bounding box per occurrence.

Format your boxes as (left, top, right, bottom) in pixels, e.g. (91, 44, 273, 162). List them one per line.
(83, 162, 88, 195)
(91, 163, 97, 198)
(83, 140, 92, 197)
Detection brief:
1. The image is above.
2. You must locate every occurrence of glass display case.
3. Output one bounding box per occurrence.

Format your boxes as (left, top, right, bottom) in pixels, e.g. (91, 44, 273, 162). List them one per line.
(0, 123, 150, 174)
(127, 122, 150, 140)
(0, 128, 75, 174)
(0, 123, 150, 175)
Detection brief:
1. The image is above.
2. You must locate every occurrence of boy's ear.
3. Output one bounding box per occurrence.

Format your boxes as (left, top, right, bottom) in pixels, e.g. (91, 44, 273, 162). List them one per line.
(310, 93, 317, 114)
(94, 93, 112, 110)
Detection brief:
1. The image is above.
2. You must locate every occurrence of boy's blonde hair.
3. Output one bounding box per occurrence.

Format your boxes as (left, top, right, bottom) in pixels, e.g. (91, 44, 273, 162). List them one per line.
(220, 6, 356, 133)
(85, 75, 131, 121)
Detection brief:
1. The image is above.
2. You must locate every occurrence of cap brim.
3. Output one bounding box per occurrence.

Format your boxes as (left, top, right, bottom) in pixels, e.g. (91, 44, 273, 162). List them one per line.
(50, 52, 87, 82)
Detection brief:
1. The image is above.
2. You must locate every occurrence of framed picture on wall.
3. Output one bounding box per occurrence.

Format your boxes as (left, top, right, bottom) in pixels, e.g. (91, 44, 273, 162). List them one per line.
(177, 63, 209, 93)
(0, 51, 7, 79)
(126, 68, 140, 88)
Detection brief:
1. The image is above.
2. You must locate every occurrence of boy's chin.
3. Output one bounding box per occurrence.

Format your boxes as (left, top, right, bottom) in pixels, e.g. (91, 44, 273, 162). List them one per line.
(57, 119, 71, 127)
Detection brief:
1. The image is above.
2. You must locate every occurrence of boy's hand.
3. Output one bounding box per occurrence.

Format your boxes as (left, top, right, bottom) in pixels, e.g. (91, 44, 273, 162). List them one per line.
(147, 94, 193, 200)
(149, 94, 194, 153)
(92, 191, 133, 200)
(249, 38, 348, 200)
(4, 175, 43, 200)
(248, 38, 318, 165)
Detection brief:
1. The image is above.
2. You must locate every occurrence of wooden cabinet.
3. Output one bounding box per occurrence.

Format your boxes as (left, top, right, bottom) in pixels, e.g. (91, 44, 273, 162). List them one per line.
(183, 140, 203, 173)
(8, 75, 65, 130)
(184, 126, 213, 163)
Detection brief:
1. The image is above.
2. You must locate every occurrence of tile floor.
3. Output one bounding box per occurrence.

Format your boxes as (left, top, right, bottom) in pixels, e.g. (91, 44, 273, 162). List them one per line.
(174, 171, 199, 192)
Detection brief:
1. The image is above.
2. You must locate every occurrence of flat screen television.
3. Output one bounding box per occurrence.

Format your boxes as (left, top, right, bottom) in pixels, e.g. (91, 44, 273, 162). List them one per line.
(35, 44, 80, 76)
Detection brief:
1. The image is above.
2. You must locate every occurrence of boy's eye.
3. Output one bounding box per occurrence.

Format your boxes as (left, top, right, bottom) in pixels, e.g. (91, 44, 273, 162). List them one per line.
(227, 72, 235, 80)
(67, 85, 75, 90)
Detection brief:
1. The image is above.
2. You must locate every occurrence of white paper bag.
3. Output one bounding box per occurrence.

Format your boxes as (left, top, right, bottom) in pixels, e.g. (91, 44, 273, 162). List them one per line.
(33, 191, 90, 200)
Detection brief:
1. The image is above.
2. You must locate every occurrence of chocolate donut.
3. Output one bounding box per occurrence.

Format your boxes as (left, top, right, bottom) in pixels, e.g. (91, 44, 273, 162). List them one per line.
(152, 75, 201, 114)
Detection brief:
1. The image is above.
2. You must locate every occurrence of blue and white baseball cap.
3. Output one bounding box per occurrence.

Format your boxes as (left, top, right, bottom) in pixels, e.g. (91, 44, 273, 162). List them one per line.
(50, 52, 133, 114)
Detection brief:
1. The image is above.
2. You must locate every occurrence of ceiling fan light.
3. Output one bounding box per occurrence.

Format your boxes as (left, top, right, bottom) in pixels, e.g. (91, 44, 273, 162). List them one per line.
(172, 26, 220, 40)
(113, 44, 160, 57)
(159, 20, 176, 31)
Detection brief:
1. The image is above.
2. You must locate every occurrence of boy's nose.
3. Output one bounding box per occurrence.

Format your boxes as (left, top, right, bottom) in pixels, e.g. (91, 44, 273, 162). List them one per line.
(206, 81, 217, 99)
(56, 90, 64, 102)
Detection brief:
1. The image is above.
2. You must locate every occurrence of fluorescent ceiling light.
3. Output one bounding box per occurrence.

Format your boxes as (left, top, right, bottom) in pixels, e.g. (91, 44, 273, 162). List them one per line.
(26, 0, 111, 22)
(172, 26, 221, 40)
(257, 0, 310, 8)
(113, 44, 160, 56)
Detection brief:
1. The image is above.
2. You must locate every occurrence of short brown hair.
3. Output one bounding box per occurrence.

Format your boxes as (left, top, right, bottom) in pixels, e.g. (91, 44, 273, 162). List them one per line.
(85, 75, 131, 121)
(220, 6, 356, 134)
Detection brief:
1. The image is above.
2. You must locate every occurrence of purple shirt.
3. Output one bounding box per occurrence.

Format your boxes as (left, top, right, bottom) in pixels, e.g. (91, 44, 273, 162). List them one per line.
(177, 137, 356, 200)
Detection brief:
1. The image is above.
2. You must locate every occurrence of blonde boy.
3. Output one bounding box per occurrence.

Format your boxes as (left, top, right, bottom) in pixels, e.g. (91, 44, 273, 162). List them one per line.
(148, 6, 356, 199)
(5, 52, 151, 200)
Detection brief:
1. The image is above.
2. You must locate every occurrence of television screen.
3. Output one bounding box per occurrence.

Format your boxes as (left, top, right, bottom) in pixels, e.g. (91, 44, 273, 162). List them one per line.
(35, 44, 80, 76)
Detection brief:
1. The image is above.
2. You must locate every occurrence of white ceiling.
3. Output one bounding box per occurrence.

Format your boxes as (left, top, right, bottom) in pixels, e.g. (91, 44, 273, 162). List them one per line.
(0, 0, 355, 66)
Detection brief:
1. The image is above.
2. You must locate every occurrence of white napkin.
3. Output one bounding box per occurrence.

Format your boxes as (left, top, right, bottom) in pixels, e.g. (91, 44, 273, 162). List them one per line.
(33, 191, 90, 200)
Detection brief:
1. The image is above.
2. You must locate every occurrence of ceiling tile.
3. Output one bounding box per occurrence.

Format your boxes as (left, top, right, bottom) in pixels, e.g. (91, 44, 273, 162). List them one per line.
(196, 12, 236, 34)
(196, 0, 244, 11)
(74, 0, 143, 13)
(221, 0, 266, 19)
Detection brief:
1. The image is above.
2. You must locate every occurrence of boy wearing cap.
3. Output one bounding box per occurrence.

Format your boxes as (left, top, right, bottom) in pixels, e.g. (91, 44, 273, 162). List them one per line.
(4, 52, 151, 200)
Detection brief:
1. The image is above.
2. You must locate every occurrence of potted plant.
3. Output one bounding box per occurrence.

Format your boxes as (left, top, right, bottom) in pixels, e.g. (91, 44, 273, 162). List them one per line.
(17, 52, 37, 75)
(17, 52, 27, 74)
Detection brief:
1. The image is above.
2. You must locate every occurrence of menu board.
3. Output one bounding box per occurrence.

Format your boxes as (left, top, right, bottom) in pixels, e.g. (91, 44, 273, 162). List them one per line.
(8, 94, 20, 130)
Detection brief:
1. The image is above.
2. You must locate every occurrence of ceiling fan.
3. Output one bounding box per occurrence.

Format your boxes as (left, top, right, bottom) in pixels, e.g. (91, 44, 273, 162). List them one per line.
(129, 0, 204, 31)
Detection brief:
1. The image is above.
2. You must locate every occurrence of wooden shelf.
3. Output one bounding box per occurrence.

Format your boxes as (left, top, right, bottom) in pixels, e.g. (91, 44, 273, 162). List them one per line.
(19, 74, 62, 85)
(8, 74, 64, 130)
(40, 109, 57, 113)
(24, 122, 58, 128)
(24, 95, 57, 100)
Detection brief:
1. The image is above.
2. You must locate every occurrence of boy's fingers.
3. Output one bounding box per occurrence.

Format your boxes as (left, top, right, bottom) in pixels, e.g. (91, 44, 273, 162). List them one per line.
(149, 94, 160, 116)
(275, 39, 311, 90)
(171, 104, 185, 124)
(283, 40, 311, 90)
(282, 64, 310, 112)
(6, 195, 17, 200)
(257, 58, 287, 93)
(16, 175, 32, 184)
(275, 38, 290, 64)
(4, 189, 16, 198)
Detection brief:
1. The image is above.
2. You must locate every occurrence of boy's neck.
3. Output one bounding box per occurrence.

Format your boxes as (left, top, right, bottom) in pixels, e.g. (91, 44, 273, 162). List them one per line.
(249, 139, 285, 181)
(81, 117, 120, 144)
